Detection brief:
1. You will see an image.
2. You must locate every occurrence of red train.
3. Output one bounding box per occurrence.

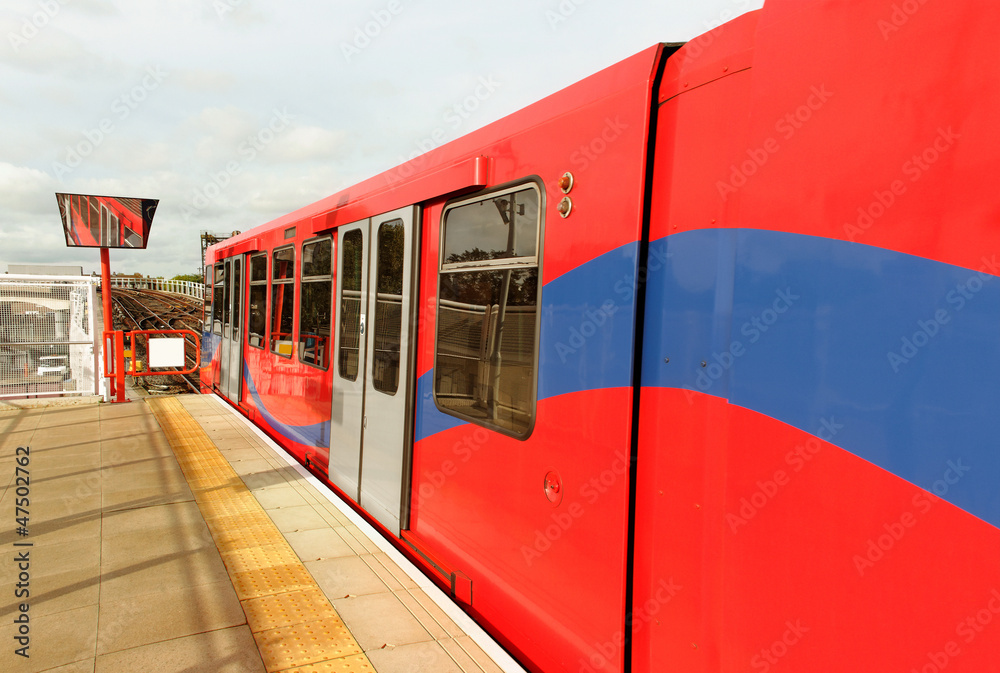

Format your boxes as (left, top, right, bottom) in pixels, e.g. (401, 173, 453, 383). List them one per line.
(202, 1, 1000, 671)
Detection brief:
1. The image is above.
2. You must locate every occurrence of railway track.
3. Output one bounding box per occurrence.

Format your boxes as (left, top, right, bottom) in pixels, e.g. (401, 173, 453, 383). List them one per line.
(106, 288, 203, 394)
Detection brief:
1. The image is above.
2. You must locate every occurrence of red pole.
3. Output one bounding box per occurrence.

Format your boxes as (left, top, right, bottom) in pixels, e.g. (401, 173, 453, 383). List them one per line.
(114, 330, 126, 403)
(101, 248, 113, 334)
(100, 248, 128, 402)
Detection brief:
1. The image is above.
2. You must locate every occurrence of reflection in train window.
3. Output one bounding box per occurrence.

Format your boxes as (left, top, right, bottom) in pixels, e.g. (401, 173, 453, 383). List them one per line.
(248, 253, 267, 349)
(203, 265, 213, 333)
(434, 183, 542, 437)
(338, 229, 363, 381)
(88, 197, 100, 242)
(270, 246, 295, 357)
(299, 237, 332, 369)
(212, 263, 224, 336)
(373, 220, 404, 395)
(231, 258, 241, 333)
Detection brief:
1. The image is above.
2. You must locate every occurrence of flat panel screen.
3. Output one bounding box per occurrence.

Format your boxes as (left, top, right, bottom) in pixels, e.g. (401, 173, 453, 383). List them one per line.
(55, 193, 158, 249)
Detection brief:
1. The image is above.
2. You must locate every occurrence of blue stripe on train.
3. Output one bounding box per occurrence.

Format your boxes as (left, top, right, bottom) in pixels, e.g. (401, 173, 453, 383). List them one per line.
(202, 331, 221, 366)
(243, 364, 329, 448)
(414, 242, 641, 442)
(641, 228, 1000, 528)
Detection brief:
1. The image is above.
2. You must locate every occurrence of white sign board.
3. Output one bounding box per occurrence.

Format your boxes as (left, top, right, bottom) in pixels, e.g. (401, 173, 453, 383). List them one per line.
(149, 338, 185, 368)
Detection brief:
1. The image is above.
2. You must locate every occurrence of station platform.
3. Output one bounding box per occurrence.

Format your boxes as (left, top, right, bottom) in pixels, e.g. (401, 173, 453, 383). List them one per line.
(0, 394, 525, 673)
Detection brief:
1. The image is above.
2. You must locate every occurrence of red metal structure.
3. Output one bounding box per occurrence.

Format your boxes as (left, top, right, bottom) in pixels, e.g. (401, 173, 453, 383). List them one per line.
(104, 329, 200, 401)
(55, 193, 158, 401)
(202, 2, 1000, 671)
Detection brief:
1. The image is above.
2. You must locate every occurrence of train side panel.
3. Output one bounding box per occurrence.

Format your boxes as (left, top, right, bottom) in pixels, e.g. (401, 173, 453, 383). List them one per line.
(636, 2, 1000, 672)
(406, 48, 664, 673)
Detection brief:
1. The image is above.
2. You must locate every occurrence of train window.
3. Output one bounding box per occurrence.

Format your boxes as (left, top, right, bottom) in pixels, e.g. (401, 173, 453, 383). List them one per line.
(222, 261, 231, 328)
(338, 229, 364, 381)
(373, 220, 404, 394)
(203, 265, 212, 333)
(434, 183, 542, 437)
(248, 253, 267, 349)
(298, 237, 332, 369)
(250, 254, 267, 282)
(232, 257, 241, 332)
(212, 263, 224, 336)
(270, 246, 295, 357)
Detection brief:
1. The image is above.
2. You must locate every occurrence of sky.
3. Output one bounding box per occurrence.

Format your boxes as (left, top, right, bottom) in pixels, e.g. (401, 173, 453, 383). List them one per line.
(0, 0, 763, 278)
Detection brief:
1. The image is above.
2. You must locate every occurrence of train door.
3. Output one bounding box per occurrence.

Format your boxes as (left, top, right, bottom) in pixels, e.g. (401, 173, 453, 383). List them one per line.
(217, 255, 244, 403)
(329, 206, 418, 534)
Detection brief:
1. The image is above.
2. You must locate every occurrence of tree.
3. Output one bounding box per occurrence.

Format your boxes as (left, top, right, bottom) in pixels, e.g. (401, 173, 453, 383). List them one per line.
(171, 273, 202, 283)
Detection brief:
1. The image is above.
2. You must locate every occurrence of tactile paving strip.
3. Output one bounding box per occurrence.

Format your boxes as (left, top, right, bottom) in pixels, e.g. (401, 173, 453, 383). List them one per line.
(281, 655, 376, 673)
(222, 543, 303, 574)
(147, 396, 375, 673)
(213, 522, 292, 552)
(242, 588, 339, 632)
(255, 621, 363, 670)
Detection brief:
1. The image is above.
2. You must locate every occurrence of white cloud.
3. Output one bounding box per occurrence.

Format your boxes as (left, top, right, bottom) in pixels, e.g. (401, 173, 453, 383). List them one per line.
(0, 162, 55, 213)
(173, 68, 237, 94)
(268, 126, 347, 163)
(0, 0, 765, 277)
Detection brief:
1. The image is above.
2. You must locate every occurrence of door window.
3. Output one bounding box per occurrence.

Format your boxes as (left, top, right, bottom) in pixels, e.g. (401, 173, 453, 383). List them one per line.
(212, 263, 224, 336)
(373, 220, 404, 394)
(338, 229, 364, 380)
(299, 237, 333, 368)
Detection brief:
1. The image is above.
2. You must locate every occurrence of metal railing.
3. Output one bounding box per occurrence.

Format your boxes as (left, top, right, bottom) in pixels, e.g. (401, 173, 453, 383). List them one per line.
(103, 329, 201, 403)
(0, 275, 101, 399)
(109, 277, 205, 301)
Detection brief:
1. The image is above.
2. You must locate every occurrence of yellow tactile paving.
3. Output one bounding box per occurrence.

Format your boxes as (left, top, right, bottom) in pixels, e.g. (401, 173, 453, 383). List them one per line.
(147, 396, 375, 673)
(281, 655, 377, 673)
(214, 522, 293, 551)
(222, 543, 303, 574)
(242, 588, 340, 632)
(196, 483, 262, 500)
(199, 493, 268, 519)
(231, 564, 320, 600)
(254, 621, 363, 672)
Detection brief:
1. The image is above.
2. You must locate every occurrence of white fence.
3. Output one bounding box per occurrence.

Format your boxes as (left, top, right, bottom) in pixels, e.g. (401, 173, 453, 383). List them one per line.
(110, 277, 205, 301)
(0, 275, 101, 399)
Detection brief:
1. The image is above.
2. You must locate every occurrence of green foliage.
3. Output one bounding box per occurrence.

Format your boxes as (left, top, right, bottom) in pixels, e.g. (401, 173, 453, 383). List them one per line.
(171, 273, 202, 283)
